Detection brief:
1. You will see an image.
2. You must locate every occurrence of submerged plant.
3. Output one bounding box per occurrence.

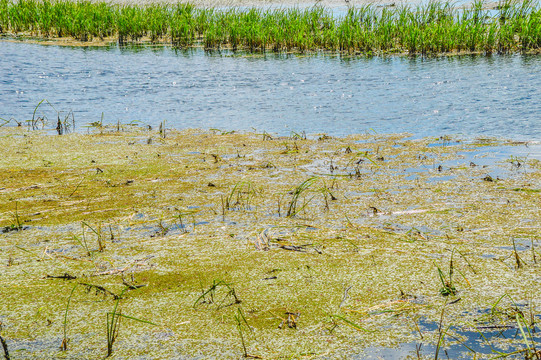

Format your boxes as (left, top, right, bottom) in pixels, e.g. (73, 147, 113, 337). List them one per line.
(0, 125, 540, 358)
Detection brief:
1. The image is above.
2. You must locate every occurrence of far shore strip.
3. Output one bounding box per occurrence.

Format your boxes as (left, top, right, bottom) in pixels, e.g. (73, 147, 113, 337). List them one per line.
(72, 0, 499, 9)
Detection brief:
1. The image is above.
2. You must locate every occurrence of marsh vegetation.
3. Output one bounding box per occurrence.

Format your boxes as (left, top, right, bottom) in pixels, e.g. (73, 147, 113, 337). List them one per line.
(1, 0, 541, 54)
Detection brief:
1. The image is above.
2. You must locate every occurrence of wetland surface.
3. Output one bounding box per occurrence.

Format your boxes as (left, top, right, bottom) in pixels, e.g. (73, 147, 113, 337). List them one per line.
(0, 125, 540, 359)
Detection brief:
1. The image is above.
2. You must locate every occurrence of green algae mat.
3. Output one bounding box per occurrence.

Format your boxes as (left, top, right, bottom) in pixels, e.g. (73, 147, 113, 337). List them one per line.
(0, 126, 540, 358)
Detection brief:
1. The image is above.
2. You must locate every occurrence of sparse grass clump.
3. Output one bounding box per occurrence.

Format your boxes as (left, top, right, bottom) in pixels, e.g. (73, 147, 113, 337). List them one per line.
(1, 0, 541, 54)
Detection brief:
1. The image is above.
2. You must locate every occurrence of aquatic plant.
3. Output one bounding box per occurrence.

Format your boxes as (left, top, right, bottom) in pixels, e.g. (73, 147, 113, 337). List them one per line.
(478, 294, 541, 358)
(286, 177, 318, 217)
(434, 306, 451, 360)
(512, 237, 526, 269)
(82, 221, 105, 252)
(6, 202, 23, 233)
(105, 291, 122, 358)
(1, 0, 541, 54)
(233, 308, 255, 358)
(194, 280, 241, 309)
(330, 314, 372, 332)
(435, 253, 457, 296)
(106, 287, 157, 357)
(61, 284, 78, 351)
(225, 181, 257, 211)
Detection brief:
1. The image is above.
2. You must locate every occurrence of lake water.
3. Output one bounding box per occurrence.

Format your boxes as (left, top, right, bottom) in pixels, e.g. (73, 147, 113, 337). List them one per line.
(1, 40, 540, 140)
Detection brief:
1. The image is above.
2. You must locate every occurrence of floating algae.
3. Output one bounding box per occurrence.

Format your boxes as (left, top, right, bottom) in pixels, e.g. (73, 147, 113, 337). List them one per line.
(0, 126, 539, 358)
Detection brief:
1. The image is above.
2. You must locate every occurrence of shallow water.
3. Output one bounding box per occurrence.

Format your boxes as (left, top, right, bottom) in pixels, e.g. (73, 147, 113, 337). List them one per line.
(1, 41, 540, 140)
(362, 316, 541, 359)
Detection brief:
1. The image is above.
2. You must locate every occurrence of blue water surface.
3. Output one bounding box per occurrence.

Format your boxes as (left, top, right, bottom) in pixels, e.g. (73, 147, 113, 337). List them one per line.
(1, 40, 539, 140)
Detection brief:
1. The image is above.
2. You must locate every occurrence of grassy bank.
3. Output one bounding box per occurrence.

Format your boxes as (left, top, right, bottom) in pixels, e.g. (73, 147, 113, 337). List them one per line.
(0, 125, 540, 358)
(1, 0, 541, 54)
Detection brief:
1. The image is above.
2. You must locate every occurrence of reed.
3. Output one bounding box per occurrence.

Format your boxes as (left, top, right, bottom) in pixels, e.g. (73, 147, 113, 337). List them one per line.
(105, 287, 157, 357)
(105, 291, 123, 358)
(225, 181, 256, 211)
(1, 0, 540, 54)
(435, 252, 457, 297)
(286, 177, 318, 217)
(233, 308, 254, 358)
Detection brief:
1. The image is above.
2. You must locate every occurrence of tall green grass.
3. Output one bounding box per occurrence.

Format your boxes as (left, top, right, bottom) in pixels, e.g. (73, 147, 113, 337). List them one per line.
(0, 0, 540, 54)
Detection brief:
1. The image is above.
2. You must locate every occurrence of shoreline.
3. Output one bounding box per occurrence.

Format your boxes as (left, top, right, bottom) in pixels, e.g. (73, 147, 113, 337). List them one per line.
(2, 119, 541, 147)
(55, 0, 413, 8)
(54, 0, 501, 9)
